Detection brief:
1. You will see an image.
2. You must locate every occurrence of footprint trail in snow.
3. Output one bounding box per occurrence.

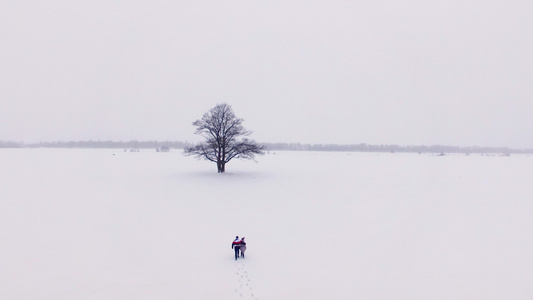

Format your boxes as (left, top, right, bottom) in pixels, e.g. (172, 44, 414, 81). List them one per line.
(234, 260, 258, 300)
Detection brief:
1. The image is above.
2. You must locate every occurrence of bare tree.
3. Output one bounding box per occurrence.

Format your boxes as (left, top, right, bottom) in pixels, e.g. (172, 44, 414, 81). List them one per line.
(185, 103, 264, 173)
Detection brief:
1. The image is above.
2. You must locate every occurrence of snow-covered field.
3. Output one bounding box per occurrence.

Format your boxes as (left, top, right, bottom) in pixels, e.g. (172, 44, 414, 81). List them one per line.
(1, 149, 532, 299)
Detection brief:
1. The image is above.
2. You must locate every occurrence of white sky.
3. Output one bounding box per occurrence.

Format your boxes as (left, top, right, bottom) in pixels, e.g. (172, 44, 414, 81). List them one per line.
(1, 1, 532, 148)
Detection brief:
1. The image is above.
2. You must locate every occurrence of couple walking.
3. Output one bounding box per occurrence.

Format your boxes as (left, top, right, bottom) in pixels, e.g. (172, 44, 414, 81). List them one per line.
(231, 236, 247, 260)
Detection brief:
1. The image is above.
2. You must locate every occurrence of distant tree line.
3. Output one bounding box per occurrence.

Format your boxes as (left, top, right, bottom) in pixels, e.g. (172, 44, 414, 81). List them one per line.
(0, 140, 193, 149)
(261, 143, 533, 154)
(0, 141, 22, 148)
(1, 140, 532, 154)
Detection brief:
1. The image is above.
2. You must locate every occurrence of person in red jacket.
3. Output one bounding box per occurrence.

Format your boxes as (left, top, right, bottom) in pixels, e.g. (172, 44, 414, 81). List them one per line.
(231, 236, 241, 260)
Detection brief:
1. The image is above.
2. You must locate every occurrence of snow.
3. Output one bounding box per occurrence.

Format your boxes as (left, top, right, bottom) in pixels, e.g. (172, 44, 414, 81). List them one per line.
(1, 149, 532, 299)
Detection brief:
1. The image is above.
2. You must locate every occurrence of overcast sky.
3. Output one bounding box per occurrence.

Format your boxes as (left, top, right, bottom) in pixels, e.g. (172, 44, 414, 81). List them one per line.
(1, 1, 532, 148)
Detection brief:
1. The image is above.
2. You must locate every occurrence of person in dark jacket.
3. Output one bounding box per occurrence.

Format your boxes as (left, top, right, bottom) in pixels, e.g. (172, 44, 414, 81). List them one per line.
(231, 236, 241, 260)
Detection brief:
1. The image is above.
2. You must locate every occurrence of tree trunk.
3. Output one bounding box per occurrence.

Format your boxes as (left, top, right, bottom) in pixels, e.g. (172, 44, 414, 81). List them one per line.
(217, 161, 225, 173)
